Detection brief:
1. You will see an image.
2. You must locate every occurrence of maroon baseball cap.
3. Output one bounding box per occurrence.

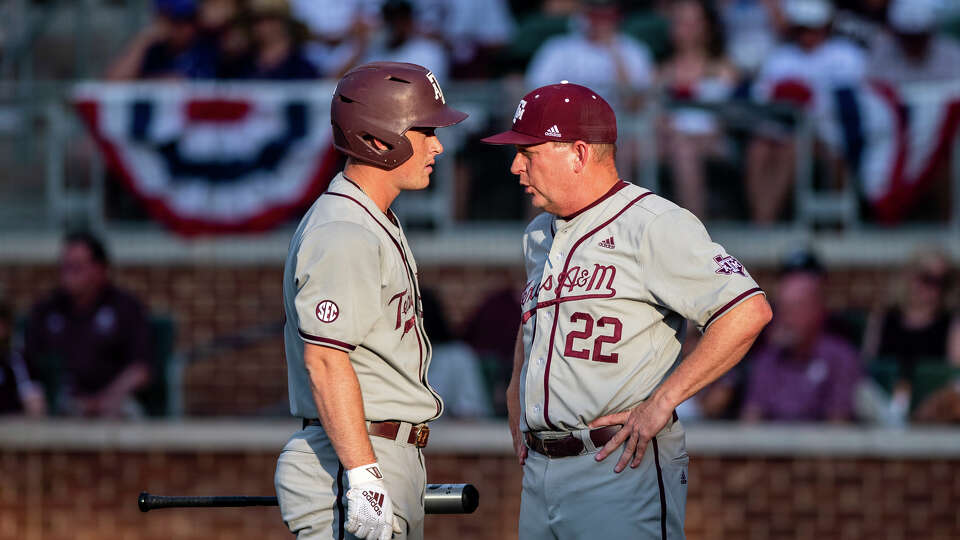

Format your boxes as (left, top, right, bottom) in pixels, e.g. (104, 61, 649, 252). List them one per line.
(481, 82, 617, 145)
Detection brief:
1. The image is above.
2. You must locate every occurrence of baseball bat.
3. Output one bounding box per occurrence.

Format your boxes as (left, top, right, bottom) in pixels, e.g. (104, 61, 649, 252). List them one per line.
(138, 483, 478, 514)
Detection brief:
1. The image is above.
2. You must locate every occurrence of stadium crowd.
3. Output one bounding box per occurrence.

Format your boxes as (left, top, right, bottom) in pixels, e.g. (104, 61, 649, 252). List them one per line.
(100, 0, 960, 224)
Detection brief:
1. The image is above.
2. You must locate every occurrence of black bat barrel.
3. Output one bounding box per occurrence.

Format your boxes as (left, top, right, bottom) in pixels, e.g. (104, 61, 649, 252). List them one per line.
(138, 493, 277, 512)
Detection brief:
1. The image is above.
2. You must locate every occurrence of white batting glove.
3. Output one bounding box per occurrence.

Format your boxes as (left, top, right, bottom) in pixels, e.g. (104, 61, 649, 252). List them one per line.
(345, 463, 402, 540)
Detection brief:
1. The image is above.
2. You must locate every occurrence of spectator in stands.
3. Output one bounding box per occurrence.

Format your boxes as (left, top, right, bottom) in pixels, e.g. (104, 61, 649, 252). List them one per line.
(239, 0, 317, 79)
(421, 288, 493, 419)
(196, 0, 255, 79)
(359, 0, 450, 83)
(419, 0, 515, 79)
(21, 232, 152, 418)
(862, 246, 954, 421)
(717, 0, 784, 74)
(911, 313, 960, 423)
(867, 0, 960, 84)
(289, 0, 376, 76)
(0, 299, 45, 416)
(462, 286, 521, 417)
(525, 0, 655, 105)
(106, 0, 218, 80)
(657, 0, 739, 219)
(744, 0, 867, 224)
(506, 0, 580, 73)
(741, 249, 862, 422)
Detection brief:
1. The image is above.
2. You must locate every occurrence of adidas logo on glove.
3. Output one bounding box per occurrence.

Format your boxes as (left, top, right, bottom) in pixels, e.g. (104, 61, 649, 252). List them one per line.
(363, 490, 385, 516)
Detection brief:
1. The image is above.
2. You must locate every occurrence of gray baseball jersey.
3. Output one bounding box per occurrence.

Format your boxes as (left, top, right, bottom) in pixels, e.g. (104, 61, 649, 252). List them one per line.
(282, 173, 442, 423)
(518, 181, 763, 432)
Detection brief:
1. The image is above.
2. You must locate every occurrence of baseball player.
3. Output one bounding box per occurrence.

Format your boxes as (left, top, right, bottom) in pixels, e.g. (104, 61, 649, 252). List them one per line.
(482, 82, 772, 539)
(274, 62, 467, 540)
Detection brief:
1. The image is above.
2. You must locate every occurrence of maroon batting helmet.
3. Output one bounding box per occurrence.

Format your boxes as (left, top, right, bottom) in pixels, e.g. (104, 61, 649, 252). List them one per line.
(331, 62, 468, 170)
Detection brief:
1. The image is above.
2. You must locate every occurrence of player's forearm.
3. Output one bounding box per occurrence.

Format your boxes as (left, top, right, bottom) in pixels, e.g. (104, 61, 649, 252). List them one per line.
(652, 294, 772, 411)
(304, 344, 377, 469)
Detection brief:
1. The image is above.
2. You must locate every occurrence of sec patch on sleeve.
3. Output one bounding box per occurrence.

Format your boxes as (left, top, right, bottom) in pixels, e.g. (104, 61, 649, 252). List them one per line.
(315, 300, 340, 323)
(714, 254, 745, 276)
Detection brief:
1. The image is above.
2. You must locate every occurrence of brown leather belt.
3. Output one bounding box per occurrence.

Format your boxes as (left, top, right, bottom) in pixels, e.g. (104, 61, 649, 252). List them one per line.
(302, 419, 430, 448)
(525, 425, 621, 458)
(525, 411, 678, 459)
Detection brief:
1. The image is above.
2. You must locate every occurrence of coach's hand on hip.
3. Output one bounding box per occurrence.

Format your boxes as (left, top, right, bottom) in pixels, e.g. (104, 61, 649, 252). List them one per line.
(589, 395, 676, 473)
(344, 463, 403, 540)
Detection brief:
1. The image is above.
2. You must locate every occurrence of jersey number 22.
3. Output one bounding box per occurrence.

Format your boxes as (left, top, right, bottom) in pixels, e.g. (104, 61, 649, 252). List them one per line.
(564, 312, 622, 363)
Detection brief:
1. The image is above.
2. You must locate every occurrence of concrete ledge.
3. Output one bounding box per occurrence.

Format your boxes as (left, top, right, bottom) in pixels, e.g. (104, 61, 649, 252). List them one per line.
(2, 418, 960, 459)
(2, 227, 959, 267)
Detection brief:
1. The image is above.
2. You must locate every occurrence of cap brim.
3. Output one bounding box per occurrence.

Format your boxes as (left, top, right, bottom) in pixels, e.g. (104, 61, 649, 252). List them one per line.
(414, 106, 469, 128)
(480, 130, 547, 145)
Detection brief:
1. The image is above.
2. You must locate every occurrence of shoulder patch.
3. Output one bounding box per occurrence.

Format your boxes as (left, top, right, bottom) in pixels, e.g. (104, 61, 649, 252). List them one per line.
(315, 300, 340, 322)
(713, 254, 745, 276)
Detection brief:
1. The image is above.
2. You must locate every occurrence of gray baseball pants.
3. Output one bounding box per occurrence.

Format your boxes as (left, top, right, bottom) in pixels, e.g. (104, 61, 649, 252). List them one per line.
(520, 418, 688, 539)
(274, 422, 426, 540)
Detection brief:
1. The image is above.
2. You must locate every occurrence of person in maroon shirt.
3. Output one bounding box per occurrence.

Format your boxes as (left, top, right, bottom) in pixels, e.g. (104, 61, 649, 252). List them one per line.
(741, 251, 862, 422)
(22, 232, 152, 418)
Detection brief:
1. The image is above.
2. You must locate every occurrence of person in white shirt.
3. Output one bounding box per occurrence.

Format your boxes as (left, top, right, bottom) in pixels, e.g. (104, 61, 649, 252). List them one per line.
(413, 0, 515, 78)
(361, 0, 450, 84)
(745, 0, 866, 224)
(867, 0, 960, 84)
(525, 0, 654, 105)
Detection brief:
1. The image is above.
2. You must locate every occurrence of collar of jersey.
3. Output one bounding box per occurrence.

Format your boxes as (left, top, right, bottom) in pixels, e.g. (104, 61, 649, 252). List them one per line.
(330, 173, 401, 231)
(554, 180, 629, 228)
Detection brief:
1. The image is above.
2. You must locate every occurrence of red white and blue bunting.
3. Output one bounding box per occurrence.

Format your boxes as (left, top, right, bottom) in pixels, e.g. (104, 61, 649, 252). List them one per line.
(73, 82, 341, 235)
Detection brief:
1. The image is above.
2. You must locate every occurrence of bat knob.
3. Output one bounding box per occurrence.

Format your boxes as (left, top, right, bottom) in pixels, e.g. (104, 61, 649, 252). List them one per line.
(462, 484, 479, 514)
(138, 492, 150, 512)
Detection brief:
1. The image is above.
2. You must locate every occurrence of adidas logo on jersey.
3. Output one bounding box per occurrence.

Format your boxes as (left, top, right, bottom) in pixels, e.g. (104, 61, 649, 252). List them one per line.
(680, 471, 687, 485)
(598, 237, 616, 249)
(544, 125, 562, 137)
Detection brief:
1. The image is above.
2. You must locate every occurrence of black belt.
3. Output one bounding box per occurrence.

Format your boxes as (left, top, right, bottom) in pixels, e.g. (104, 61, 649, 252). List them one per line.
(302, 419, 430, 448)
(525, 411, 678, 459)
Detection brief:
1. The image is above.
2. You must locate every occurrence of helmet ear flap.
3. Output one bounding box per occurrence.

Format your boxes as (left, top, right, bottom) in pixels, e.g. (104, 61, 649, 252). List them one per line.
(332, 121, 413, 170)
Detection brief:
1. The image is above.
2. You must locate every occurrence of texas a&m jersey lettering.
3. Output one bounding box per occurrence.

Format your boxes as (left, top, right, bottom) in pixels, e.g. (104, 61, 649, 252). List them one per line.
(388, 289, 417, 338)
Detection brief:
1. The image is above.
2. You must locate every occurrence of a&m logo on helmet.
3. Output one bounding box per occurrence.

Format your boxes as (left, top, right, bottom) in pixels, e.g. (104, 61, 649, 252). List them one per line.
(425, 71, 446, 103)
(714, 254, 745, 276)
(513, 99, 527, 124)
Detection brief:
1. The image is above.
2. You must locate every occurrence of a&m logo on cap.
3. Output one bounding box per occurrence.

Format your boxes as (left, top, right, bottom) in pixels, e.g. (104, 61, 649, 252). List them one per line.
(316, 300, 340, 323)
(513, 99, 527, 124)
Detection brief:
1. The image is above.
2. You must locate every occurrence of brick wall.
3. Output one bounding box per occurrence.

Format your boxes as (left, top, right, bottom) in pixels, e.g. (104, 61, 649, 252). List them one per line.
(0, 262, 932, 416)
(2, 448, 958, 539)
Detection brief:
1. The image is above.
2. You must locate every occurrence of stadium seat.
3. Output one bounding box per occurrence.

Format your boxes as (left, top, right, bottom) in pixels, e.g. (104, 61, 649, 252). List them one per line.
(136, 314, 177, 417)
(866, 356, 899, 395)
(910, 360, 958, 411)
(506, 14, 571, 70)
(622, 10, 671, 62)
